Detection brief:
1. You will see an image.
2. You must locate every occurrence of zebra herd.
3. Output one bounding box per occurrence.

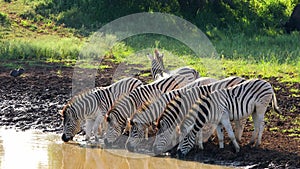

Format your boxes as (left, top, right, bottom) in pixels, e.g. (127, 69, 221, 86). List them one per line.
(60, 49, 281, 158)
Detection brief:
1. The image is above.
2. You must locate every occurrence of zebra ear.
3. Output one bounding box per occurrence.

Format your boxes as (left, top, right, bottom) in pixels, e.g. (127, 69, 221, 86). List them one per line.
(154, 49, 159, 56)
(147, 53, 154, 60)
(154, 49, 163, 58)
(158, 52, 164, 59)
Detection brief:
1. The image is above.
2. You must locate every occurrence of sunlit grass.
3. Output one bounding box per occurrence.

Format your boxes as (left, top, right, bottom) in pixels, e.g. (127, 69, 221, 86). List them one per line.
(0, 36, 82, 60)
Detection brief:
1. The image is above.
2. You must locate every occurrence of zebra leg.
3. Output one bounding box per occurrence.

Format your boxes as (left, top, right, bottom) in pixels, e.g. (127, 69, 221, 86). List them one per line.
(85, 119, 94, 141)
(216, 123, 224, 149)
(220, 113, 240, 152)
(145, 128, 149, 141)
(177, 130, 197, 158)
(249, 111, 259, 146)
(251, 106, 267, 147)
(92, 115, 103, 142)
(234, 120, 245, 143)
(196, 128, 203, 150)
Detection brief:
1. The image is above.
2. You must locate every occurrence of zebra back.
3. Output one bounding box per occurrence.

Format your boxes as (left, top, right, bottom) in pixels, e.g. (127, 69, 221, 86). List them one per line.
(129, 77, 217, 128)
(97, 77, 143, 113)
(155, 76, 245, 130)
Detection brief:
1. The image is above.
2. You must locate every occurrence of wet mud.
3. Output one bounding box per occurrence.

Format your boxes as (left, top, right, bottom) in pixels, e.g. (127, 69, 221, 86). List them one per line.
(0, 60, 299, 168)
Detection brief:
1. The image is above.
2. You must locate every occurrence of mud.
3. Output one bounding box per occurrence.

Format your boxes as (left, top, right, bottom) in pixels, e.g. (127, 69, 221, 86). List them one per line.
(0, 60, 299, 168)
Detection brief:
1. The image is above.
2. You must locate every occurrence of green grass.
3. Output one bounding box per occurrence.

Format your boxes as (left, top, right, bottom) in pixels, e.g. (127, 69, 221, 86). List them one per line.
(110, 34, 300, 82)
(214, 32, 300, 64)
(0, 0, 300, 84)
(0, 36, 82, 60)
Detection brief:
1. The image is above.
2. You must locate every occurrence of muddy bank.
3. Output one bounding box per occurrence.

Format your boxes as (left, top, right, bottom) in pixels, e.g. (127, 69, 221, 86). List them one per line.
(0, 61, 299, 168)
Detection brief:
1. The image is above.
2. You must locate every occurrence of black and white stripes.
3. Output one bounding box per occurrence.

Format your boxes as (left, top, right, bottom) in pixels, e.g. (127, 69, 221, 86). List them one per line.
(126, 76, 244, 152)
(104, 73, 198, 146)
(60, 49, 281, 160)
(61, 77, 143, 142)
(176, 79, 281, 157)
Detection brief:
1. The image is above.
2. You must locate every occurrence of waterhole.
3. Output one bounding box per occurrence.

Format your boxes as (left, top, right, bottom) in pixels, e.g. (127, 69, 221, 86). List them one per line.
(0, 128, 233, 169)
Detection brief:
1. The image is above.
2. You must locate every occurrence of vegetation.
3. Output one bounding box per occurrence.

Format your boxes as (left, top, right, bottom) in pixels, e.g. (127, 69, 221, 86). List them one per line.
(0, 0, 299, 83)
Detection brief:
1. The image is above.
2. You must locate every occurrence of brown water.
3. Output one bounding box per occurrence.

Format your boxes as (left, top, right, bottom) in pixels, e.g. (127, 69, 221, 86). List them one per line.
(0, 128, 234, 169)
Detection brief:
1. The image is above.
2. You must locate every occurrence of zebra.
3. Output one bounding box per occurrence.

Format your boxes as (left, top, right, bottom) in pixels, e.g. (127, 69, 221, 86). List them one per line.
(147, 49, 167, 80)
(61, 77, 143, 142)
(176, 79, 281, 157)
(126, 76, 244, 152)
(125, 77, 218, 152)
(104, 73, 198, 147)
(147, 49, 200, 81)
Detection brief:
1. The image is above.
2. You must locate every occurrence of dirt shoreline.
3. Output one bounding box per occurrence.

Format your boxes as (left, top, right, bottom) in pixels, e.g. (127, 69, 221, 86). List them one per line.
(0, 61, 299, 168)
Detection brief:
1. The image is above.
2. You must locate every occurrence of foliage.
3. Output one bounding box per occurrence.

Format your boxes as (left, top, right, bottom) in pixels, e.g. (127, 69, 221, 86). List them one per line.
(0, 12, 10, 26)
(18, 0, 299, 35)
(0, 0, 299, 83)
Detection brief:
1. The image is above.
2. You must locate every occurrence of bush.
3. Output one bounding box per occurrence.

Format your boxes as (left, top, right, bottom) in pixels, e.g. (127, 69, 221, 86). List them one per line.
(0, 12, 10, 26)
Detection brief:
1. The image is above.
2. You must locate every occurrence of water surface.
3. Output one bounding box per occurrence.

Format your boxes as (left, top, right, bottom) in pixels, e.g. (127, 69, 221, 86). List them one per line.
(0, 128, 233, 169)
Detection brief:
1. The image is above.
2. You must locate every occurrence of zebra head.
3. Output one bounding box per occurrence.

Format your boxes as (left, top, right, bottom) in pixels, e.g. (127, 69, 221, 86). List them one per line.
(125, 119, 146, 152)
(61, 104, 81, 142)
(104, 113, 123, 147)
(153, 119, 177, 155)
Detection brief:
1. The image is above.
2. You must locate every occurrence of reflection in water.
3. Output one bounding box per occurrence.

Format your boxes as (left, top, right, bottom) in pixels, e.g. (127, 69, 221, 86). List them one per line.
(0, 128, 232, 169)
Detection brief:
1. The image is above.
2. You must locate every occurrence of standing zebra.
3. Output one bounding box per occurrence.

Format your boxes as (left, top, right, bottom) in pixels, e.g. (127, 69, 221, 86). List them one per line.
(177, 79, 281, 157)
(147, 49, 168, 80)
(148, 49, 200, 81)
(126, 76, 244, 152)
(104, 73, 197, 147)
(61, 77, 143, 142)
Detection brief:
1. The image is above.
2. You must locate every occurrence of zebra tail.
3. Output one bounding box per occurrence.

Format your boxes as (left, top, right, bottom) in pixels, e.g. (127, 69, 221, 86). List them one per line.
(272, 92, 282, 114)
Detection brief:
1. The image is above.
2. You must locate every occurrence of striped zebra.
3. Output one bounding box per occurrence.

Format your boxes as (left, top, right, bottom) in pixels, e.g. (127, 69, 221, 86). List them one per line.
(148, 49, 200, 81)
(104, 73, 197, 147)
(147, 49, 167, 80)
(61, 77, 143, 142)
(126, 76, 244, 152)
(176, 79, 281, 157)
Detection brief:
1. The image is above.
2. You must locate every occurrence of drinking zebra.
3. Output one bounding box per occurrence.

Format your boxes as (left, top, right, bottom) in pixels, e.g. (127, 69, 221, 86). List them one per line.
(176, 79, 281, 157)
(61, 77, 143, 142)
(126, 76, 244, 152)
(104, 73, 198, 147)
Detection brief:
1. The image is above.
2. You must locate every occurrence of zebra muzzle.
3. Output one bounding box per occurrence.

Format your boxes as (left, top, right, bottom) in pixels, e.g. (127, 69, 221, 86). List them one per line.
(61, 134, 73, 142)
